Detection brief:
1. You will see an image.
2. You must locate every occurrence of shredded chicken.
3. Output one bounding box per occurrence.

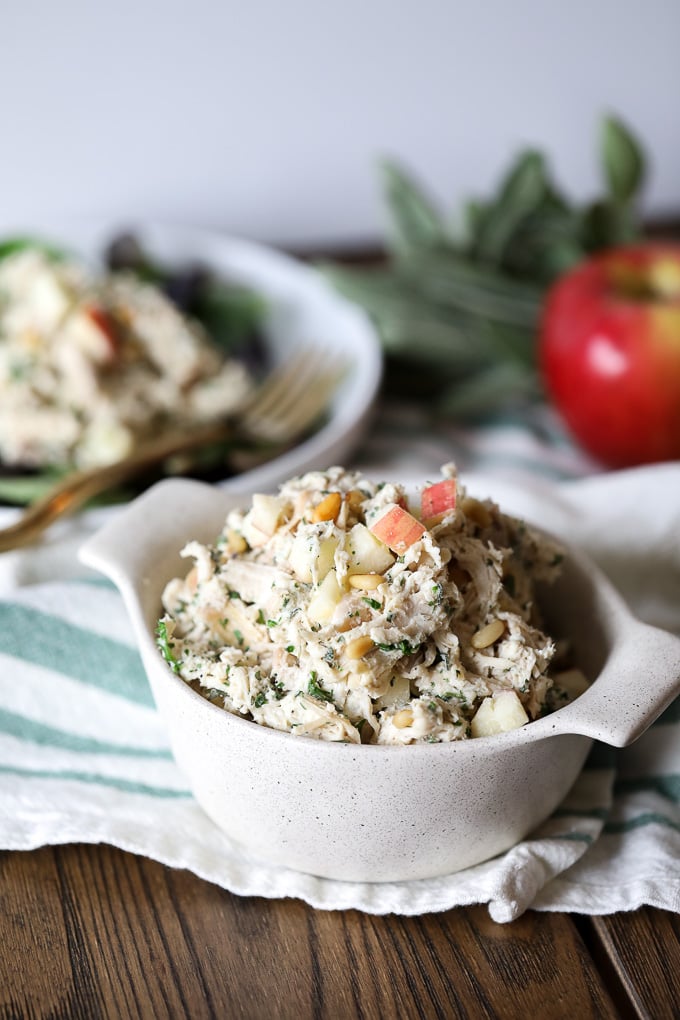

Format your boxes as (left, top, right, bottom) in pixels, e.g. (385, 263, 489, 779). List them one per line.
(158, 465, 587, 744)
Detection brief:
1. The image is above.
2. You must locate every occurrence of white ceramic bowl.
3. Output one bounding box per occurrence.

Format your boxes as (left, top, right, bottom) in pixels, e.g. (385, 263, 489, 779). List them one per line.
(80, 478, 680, 883)
(1, 219, 382, 494)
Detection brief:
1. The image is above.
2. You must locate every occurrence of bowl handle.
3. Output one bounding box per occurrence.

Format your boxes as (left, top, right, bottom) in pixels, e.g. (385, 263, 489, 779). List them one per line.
(79, 477, 230, 598)
(552, 621, 680, 747)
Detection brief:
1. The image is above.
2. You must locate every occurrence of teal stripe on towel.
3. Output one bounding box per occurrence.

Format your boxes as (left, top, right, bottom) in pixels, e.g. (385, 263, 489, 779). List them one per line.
(604, 812, 680, 836)
(553, 831, 594, 844)
(552, 806, 610, 822)
(0, 707, 171, 758)
(0, 603, 153, 706)
(615, 775, 680, 802)
(0, 763, 189, 798)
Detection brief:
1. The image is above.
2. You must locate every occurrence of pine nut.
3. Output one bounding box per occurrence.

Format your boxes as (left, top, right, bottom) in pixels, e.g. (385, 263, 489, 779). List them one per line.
(311, 492, 342, 523)
(348, 573, 385, 591)
(461, 497, 492, 529)
(345, 489, 365, 511)
(393, 708, 414, 728)
(226, 529, 247, 554)
(345, 635, 375, 659)
(471, 619, 505, 649)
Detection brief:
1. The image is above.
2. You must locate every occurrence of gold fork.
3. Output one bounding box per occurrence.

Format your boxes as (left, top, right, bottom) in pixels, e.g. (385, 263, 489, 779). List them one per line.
(0, 348, 345, 552)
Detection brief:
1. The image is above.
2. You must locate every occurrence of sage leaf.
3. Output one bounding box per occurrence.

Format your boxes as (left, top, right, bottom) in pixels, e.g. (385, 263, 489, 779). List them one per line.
(397, 251, 542, 328)
(474, 151, 549, 263)
(438, 361, 540, 418)
(602, 116, 645, 205)
(581, 199, 638, 250)
(323, 113, 647, 420)
(380, 160, 444, 253)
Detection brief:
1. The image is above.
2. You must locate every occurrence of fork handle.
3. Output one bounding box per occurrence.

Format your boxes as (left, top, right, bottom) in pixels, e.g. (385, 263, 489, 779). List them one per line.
(0, 420, 240, 552)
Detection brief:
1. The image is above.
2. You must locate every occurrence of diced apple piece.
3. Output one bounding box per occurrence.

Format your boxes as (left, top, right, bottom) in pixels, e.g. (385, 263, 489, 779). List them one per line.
(346, 523, 395, 575)
(421, 479, 457, 521)
(241, 516, 270, 548)
(369, 504, 425, 554)
(289, 531, 339, 583)
(470, 691, 529, 738)
(307, 569, 344, 623)
(376, 674, 411, 710)
(250, 494, 284, 536)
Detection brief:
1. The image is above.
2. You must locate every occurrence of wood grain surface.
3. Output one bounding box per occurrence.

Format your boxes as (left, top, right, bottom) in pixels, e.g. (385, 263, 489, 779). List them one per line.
(0, 843, 653, 1020)
(592, 909, 680, 1020)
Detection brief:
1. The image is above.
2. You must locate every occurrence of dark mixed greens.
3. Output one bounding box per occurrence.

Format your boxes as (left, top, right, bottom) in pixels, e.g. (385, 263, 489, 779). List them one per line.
(323, 116, 647, 417)
(105, 233, 267, 370)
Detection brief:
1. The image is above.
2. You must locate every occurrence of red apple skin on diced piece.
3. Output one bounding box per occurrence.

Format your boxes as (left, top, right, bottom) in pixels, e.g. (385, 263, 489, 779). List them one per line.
(85, 305, 121, 362)
(421, 480, 457, 520)
(370, 505, 426, 553)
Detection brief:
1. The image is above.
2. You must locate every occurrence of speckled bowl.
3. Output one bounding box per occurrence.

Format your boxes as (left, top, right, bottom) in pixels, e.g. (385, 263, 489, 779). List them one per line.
(80, 478, 680, 883)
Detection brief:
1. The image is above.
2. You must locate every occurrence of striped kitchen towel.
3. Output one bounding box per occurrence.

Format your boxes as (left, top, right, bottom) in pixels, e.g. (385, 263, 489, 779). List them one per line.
(1, 410, 679, 922)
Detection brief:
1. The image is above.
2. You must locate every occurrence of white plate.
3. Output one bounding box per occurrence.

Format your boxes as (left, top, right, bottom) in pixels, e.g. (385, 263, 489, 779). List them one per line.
(5, 219, 382, 493)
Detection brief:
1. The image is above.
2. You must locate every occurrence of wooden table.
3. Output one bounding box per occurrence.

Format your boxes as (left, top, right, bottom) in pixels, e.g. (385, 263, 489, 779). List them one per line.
(2, 843, 678, 1019)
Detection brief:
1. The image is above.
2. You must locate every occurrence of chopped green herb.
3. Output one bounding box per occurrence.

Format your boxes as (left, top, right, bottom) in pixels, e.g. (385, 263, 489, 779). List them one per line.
(257, 610, 266, 625)
(234, 629, 244, 646)
(442, 689, 464, 704)
(307, 674, 334, 704)
(270, 678, 286, 700)
(362, 596, 382, 610)
(286, 644, 296, 654)
(253, 692, 267, 708)
(266, 619, 280, 628)
(155, 620, 181, 674)
(376, 639, 420, 655)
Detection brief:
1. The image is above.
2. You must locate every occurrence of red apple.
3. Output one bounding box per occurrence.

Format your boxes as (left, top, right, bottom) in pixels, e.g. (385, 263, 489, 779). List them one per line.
(540, 244, 680, 468)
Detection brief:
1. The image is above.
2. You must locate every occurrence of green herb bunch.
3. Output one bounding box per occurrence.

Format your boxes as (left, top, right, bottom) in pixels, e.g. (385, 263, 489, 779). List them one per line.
(323, 116, 646, 417)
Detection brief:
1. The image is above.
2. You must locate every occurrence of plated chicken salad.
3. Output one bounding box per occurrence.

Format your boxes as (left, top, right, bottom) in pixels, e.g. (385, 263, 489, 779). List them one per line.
(0, 247, 252, 472)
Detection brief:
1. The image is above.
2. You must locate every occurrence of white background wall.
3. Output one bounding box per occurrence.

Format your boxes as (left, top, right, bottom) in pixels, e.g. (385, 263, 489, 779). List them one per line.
(2, 0, 679, 247)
